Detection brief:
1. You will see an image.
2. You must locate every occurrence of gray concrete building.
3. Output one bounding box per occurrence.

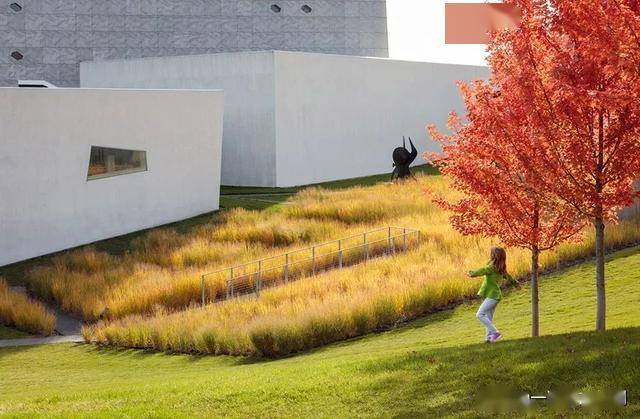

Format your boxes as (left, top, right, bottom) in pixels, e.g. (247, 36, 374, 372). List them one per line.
(0, 0, 388, 87)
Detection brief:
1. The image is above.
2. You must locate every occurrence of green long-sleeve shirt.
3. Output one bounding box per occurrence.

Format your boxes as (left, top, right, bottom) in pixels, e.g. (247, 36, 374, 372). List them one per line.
(469, 263, 517, 301)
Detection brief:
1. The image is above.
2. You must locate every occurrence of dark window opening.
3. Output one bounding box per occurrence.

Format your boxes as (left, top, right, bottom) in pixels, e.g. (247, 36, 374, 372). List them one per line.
(301, 4, 312, 13)
(87, 146, 148, 180)
(9, 2, 22, 12)
(10, 51, 23, 61)
(270, 4, 281, 13)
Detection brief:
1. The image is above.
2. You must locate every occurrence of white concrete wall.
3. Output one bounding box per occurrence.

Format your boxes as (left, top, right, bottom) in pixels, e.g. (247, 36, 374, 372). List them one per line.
(81, 52, 277, 186)
(81, 50, 488, 187)
(0, 87, 224, 266)
(619, 181, 640, 220)
(274, 51, 488, 186)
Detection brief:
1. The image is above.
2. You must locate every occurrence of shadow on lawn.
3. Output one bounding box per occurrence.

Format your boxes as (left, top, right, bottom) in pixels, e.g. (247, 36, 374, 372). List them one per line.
(354, 327, 640, 417)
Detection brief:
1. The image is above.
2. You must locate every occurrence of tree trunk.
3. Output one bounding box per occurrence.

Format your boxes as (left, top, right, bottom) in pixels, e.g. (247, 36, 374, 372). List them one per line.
(594, 108, 606, 331)
(595, 217, 606, 331)
(531, 247, 540, 337)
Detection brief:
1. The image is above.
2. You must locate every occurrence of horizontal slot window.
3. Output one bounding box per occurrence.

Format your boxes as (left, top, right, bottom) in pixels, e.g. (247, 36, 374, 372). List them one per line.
(87, 146, 147, 180)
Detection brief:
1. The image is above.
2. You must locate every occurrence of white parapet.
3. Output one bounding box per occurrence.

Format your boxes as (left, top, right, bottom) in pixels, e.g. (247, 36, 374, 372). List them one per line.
(0, 87, 224, 266)
(81, 50, 489, 187)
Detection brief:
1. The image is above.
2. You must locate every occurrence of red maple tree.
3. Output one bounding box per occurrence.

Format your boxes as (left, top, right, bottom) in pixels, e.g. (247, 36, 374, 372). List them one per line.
(432, 0, 640, 331)
(486, 0, 640, 331)
(428, 81, 584, 337)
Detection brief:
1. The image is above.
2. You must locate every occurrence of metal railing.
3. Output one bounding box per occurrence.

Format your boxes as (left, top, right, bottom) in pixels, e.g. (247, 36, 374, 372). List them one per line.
(200, 226, 421, 305)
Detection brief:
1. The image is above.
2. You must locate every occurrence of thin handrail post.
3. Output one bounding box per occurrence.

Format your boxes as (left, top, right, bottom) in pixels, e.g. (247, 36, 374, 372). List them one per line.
(338, 239, 343, 268)
(257, 261, 262, 297)
(364, 232, 369, 262)
(201, 275, 205, 306)
(403, 228, 407, 252)
(312, 246, 316, 275)
(284, 253, 289, 283)
(229, 268, 236, 298)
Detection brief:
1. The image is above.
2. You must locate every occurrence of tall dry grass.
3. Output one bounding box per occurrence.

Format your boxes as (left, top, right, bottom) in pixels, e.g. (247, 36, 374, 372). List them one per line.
(83, 217, 640, 357)
(78, 175, 640, 357)
(0, 278, 56, 336)
(26, 175, 449, 321)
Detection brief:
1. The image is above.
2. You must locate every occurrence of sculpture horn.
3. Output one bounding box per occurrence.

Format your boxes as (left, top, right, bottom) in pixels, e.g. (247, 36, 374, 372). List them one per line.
(408, 137, 418, 164)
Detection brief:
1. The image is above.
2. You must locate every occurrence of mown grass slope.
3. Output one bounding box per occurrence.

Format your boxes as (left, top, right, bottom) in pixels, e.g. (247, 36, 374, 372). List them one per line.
(2, 247, 639, 417)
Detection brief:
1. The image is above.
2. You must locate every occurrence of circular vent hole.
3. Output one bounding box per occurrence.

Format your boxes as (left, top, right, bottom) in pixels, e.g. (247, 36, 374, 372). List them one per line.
(9, 2, 22, 12)
(270, 4, 281, 13)
(10, 51, 24, 61)
(301, 5, 312, 13)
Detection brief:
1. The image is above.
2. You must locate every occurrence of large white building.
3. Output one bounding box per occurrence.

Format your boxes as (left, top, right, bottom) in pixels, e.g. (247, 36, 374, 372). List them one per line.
(81, 50, 489, 187)
(0, 87, 224, 266)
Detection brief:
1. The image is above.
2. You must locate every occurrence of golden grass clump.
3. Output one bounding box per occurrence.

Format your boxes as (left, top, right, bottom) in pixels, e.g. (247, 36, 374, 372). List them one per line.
(0, 277, 56, 336)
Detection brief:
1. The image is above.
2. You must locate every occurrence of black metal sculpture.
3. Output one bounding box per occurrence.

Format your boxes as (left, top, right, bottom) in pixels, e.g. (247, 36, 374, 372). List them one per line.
(391, 137, 418, 181)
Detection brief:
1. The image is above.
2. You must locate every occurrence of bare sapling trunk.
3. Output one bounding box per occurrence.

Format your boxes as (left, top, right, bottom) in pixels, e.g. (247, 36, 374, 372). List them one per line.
(531, 246, 540, 337)
(595, 217, 606, 331)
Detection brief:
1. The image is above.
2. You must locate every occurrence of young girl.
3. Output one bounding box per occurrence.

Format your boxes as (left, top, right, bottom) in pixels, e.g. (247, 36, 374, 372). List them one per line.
(468, 247, 517, 343)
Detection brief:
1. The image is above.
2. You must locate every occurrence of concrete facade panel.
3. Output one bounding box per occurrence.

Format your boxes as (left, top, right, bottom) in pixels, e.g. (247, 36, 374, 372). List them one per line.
(0, 0, 388, 86)
(0, 87, 224, 266)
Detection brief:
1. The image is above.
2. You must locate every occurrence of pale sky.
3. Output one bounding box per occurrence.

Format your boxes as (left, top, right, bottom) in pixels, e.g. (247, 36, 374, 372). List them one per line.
(387, 0, 490, 66)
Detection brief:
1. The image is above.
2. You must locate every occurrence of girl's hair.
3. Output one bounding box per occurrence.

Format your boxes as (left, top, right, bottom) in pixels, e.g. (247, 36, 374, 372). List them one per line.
(490, 247, 507, 276)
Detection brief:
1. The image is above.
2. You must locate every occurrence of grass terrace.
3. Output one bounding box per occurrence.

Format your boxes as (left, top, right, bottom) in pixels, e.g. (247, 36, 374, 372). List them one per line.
(2, 166, 640, 355)
(2, 247, 639, 417)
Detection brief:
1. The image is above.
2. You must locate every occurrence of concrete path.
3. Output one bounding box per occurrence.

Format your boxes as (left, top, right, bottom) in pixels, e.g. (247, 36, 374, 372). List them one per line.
(0, 335, 83, 348)
(10, 285, 82, 335)
(52, 308, 82, 336)
(1, 286, 84, 348)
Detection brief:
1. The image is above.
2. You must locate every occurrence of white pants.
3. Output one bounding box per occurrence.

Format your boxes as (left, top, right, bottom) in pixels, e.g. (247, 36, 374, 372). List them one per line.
(476, 298, 499, 339)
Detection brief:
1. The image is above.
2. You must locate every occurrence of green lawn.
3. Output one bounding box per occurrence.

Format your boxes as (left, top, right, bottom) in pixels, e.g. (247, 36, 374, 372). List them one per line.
(1, 247, 639, 417)
(219, 194, 294, 211)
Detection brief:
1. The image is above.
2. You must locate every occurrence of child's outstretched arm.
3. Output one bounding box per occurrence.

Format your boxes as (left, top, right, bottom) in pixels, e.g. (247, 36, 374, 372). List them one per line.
(468, 265, 492, 278)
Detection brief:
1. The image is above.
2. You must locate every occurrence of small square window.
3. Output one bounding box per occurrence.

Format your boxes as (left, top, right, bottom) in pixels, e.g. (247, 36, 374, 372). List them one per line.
(87, 146, 148, 180)
(10, 51, 23, 61)
(270, 4, 281, 13)
(301, 5, 312, 13)
(9, 2, 22, 12)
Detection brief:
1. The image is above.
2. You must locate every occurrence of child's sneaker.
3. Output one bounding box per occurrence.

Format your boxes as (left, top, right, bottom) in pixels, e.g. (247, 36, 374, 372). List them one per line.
(489, 331, 502, 342)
